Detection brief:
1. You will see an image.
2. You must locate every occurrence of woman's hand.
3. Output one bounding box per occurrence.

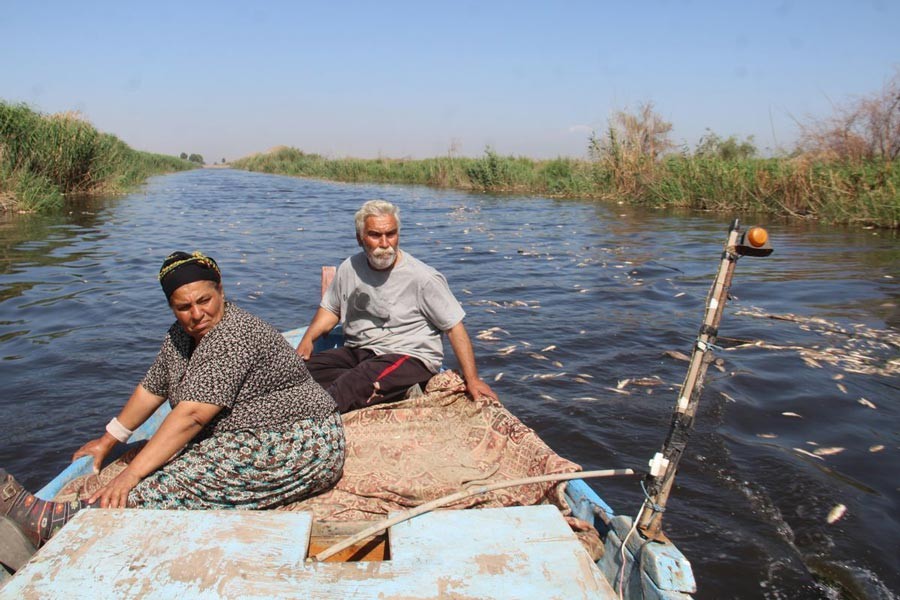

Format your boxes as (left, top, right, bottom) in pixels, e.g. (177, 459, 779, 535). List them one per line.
(72, 434, 118, 474)
(88, 468, 142, 508)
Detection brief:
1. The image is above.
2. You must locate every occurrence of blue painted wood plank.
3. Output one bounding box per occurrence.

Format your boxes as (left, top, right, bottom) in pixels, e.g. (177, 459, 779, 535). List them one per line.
(1, 506, 620, 599)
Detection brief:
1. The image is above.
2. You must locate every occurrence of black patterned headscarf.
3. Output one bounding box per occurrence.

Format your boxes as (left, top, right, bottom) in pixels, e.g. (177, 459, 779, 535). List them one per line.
(158, 251, 221, 301)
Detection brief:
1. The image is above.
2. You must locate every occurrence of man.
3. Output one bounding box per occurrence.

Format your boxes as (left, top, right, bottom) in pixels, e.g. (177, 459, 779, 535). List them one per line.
(296, 200, 496, 413)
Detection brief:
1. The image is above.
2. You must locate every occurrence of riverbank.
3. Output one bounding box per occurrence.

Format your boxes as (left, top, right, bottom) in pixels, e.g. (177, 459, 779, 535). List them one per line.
(0, 101, 196, 212)
(231, 146, 899, 229)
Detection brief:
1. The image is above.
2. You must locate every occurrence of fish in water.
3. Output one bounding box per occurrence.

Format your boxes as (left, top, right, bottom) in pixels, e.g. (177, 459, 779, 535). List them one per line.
(827, 504, 847, 524)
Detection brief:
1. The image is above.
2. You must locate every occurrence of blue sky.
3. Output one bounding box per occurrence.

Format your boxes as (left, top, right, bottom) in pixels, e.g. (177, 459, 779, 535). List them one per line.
(3, 1, 898, 162)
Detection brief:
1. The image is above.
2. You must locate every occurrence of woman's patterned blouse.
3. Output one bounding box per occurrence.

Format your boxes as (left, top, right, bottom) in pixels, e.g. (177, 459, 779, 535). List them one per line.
(142, 302, 337, 433)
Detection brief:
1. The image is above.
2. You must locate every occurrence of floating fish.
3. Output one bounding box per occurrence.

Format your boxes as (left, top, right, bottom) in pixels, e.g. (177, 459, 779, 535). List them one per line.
(617, 379, 630, 390)
(664, 350, 691, 362)
(541, 345, 556, 352)
(858, 398, 877, 409)
(756, 433, 778, 439)
(793, 447, 824, 460)
(539, 394, 557, 402)
(494, 372, 504, 382)
(782, 412, 803, 418)
(836, 383, 848, 394)
(577, 373, 594, 379)
(813, 447, 845, 456)
(826, 504, 847, 524)
(528, 353, 549, 361)
(573, 397, 600, 402)
(869, 445, 885, 452)
(604, 387, 631, 395)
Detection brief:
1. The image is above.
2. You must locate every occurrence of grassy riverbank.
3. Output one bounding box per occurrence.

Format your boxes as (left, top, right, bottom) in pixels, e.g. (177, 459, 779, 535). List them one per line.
(232, 146, 899, 228)
(1, 101, 196, 212)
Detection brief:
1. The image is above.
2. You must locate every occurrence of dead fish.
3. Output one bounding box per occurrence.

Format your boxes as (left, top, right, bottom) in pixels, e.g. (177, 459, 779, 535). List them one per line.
(813, 447, 845, 456)
(539, 394, 557, 402)
(573, 377, 591, 384)
(604, 387, 631, 395)
(858, 398, 877, 409)
(541, 345, 557, 352)
(577, 373, 594, 379)
(674, 292, 685, 298)
(720, 392, 737, 403)
(631, 377, 662, 386)
(869, 445, 885, 452)
(533, 373, 566, 380)
(782, 412, 803, 418)
(757, 433, 778, 439)
(573, 396, 600, 402)
(494, 372, 504, 382)
(793, 447, 824, 460)
(664, 350, 691, 362)
(528, 353, 549, 361)
(461, 288, 472, 295)
(826, 504, 847, 524)
(836, 383, 848, 394)
(498, 345, 517, 355)
(617, 378, 630, 390)
(552, 361, 564, 368)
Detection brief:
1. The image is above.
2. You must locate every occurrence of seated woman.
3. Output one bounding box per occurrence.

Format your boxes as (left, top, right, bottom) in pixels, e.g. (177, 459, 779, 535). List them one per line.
(1, 251, 345, 548)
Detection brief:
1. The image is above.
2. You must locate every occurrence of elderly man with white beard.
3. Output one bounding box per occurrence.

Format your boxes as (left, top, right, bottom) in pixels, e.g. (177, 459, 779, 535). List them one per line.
(296, 200, 496, 413)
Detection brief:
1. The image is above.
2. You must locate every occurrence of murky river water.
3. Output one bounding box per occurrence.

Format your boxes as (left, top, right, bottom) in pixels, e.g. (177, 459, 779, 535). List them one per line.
(1, 169, 897, 598)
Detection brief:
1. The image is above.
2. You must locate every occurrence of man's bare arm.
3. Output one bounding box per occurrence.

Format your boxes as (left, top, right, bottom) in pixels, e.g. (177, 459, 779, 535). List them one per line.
(446, 321, 497, 400)
(297, 307, 341, 360)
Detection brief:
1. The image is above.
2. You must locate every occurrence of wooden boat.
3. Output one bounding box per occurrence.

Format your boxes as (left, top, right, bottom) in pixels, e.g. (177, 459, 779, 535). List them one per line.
(0, 221, 771, 598)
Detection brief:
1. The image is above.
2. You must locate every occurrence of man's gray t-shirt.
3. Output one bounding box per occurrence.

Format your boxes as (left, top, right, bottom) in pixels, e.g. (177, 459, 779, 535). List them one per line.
(321, 251, 465, 372)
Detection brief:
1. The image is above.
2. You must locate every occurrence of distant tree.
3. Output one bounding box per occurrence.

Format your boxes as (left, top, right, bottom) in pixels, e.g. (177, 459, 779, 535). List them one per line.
(188, 154, 204, 164)
(221, 158, 226, 164)
(179, 152, 188, 160)
(798, 68, 900, 163)
(695, 130, 757, 160)
(590, 101, 675, 163)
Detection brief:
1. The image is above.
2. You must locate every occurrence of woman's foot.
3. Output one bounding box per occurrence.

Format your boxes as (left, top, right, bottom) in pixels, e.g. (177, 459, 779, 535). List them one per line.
(1, 468, 83, 547)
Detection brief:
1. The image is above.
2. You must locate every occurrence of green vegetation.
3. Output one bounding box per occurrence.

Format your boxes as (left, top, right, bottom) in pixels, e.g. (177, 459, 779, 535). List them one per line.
(1, 101, 196, 212)
(233, 74, 900, 229)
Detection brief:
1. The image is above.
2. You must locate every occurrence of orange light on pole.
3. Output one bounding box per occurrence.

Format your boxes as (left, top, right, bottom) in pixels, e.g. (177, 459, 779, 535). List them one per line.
(746, 227, 768, 248)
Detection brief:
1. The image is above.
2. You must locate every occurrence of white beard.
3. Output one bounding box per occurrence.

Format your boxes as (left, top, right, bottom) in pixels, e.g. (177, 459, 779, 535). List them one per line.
(366, 246, 397, 270)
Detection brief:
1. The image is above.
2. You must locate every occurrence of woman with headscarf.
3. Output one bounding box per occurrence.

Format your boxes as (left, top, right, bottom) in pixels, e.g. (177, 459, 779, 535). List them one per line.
(1, 251, 345, 547)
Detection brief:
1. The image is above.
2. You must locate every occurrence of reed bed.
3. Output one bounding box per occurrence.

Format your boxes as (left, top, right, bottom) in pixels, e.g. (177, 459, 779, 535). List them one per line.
(1, 101, 195, 211)
(233, 146, 899, 229)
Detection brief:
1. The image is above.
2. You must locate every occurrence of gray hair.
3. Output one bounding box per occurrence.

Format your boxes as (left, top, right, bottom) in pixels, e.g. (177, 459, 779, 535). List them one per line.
(355, 200, 400, 238)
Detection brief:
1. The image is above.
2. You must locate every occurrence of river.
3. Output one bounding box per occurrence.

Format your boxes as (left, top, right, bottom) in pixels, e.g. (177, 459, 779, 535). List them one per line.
(0, 169, 897, 599)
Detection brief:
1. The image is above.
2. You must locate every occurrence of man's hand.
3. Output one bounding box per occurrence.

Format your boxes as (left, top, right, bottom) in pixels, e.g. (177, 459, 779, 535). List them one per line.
(296, 339, 314, 361)
(464, 377, 498, 401)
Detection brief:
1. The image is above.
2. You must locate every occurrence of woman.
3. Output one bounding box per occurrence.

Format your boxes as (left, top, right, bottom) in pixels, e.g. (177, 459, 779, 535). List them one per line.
(1, 251, 345, 547)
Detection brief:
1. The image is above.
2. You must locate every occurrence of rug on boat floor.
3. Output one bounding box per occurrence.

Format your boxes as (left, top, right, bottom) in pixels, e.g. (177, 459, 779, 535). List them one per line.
(56, 370, 601, 556)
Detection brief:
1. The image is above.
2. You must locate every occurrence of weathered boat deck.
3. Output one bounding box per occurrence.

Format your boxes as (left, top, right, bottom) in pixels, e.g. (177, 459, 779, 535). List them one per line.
(1, 505, 616, 599)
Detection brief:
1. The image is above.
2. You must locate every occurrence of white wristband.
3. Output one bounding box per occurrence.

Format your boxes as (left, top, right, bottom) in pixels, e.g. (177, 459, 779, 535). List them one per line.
(106, 417, 133, 443)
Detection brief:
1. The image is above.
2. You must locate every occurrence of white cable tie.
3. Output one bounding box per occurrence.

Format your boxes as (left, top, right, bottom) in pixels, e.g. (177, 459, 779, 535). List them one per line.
(676, 396, 690, 412)
(708, 297, 719, 311)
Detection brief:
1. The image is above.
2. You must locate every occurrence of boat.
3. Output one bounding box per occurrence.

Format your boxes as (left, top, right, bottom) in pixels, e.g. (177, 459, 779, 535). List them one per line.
(0, 221, 772, 599)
